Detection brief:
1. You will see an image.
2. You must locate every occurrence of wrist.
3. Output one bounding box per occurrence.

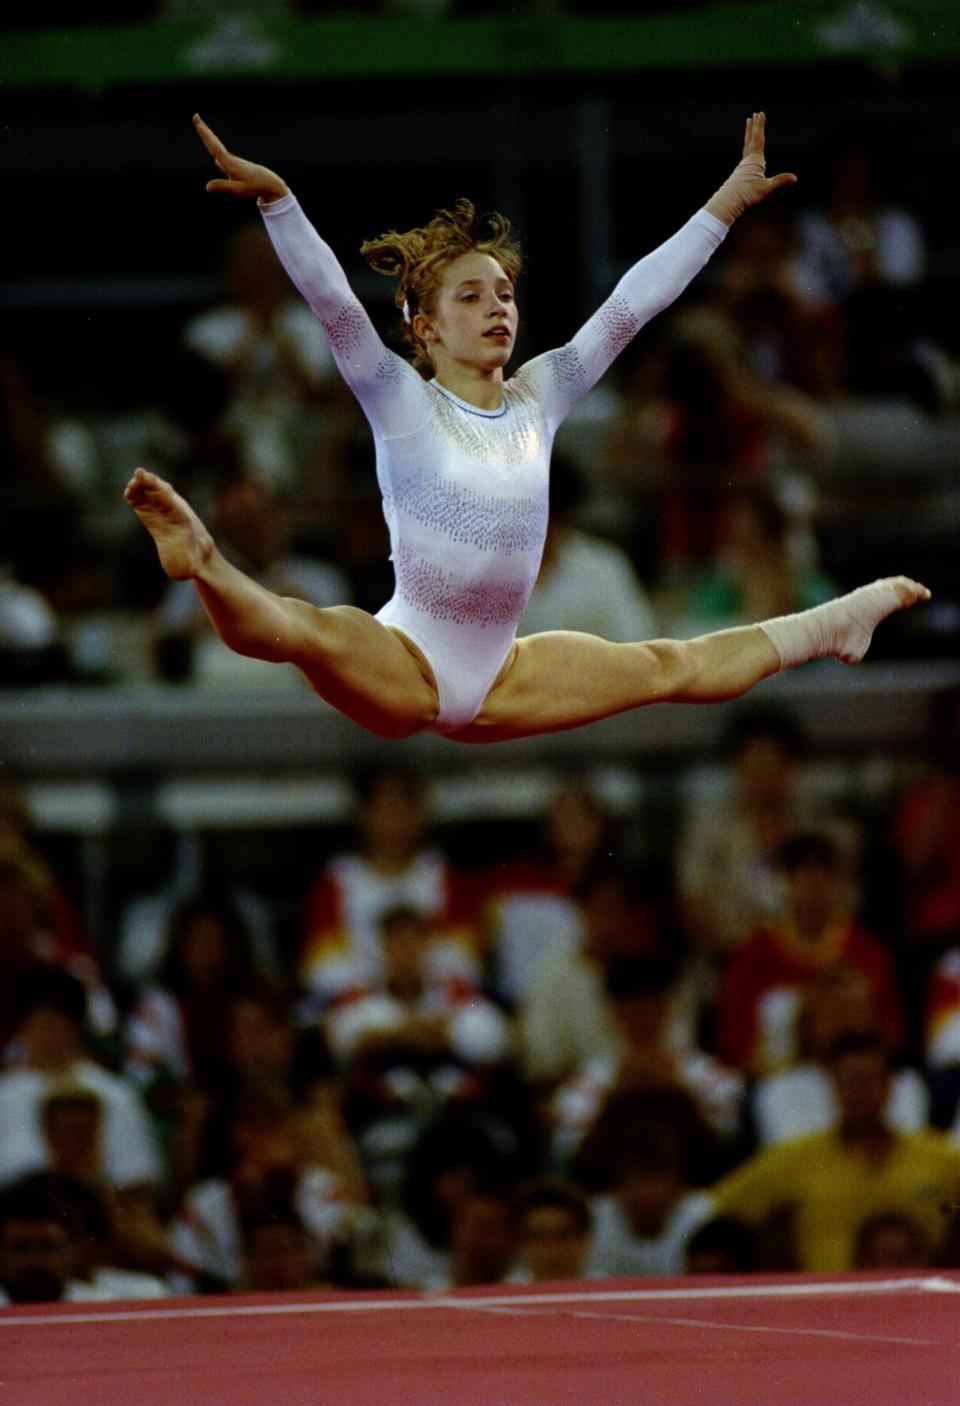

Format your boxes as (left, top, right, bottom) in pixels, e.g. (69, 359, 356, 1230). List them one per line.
(706, 157, 766, 227)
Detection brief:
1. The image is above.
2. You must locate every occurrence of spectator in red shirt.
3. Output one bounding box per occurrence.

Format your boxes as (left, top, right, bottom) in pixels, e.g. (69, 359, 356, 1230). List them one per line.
(716, 832, 903, 1075)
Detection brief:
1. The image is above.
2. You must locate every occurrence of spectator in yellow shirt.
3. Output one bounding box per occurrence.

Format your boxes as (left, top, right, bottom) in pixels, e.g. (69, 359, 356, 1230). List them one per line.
(711, 1031, 960, 1271)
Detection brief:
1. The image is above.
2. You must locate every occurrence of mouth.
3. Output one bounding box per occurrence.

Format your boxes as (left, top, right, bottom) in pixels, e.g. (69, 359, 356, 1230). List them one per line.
(483, 327, 512, 340)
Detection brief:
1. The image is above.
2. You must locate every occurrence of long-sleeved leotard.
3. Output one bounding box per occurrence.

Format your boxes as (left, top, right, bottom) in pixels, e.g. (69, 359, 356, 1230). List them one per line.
(260, 193, 726, 734)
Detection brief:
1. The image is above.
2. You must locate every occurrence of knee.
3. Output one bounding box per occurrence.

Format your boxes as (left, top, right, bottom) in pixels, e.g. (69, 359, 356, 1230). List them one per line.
(645, 638, 698, 700)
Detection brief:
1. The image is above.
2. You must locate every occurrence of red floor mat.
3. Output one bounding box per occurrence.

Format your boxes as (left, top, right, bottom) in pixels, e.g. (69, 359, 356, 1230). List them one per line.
(2, 1273, 958, 1406)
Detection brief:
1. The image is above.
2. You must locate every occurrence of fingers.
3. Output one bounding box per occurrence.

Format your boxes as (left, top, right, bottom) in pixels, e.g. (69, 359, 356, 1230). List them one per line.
(193, 112, 232, 168)
(743, 110, 765, 160)
(767, 171, 798, 193)
(205, 178, 252, 198)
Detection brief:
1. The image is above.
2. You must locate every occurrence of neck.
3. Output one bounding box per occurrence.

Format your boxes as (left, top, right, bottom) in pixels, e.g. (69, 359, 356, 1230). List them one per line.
(840, 1121, 892, 1160)
(432, 364, 505, 411)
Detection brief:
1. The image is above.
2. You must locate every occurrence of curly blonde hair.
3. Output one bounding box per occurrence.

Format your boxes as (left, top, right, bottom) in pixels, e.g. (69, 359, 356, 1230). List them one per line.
(360, 198, 522, 376)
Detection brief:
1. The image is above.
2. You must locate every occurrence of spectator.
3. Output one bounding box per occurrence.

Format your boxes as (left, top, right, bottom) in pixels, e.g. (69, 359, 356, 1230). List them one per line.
(549, 954, 744, 1170)
(0, 780, 91, 966)
(0, 967, 162, 1192)
(446, 1186, 515, 1288)
(43, 1174, 170, 1302)
(171, 1081, 365, 1292)
(0, 348, 89, 661)
(181, 221, 344, 496)
(238, 1205, 330, 1293)
(507, 1178, 592, 1284)
(39, 1087, 105, 1190)
(715, 832, 903, 1076)
(670, 483, 836, 641)
(482, 781, 624, 1010)
(0, 1173, 83, 1304)
(710, 1032, 960, 1272)
(852, 1211, 930, 1271)
(794, 140, 938, 403)
(0, 562, 67, 686)
(602, 305, 829, 581)
(926, 950, 960, 1129)
(222, 990, 364, 1195)
(752, 968, 928, 1148)
(891, 688, 960, 1053)
(300, 769, 479, 1006)
(122, 890, 267, 1108)
(0, 846, 114, 1057)
(684, 1214, 760, 1275)
(324, 905, 512, 1196)
(675, 706, 858, 968)
(0, 1171, 168, 1305)
(371, 1114, 520, 1290)
(115, 864, 277, 992)
(712, 208, 844, 397)
(519, 860, 665, 1088)
(586, 1128, 713, 1278)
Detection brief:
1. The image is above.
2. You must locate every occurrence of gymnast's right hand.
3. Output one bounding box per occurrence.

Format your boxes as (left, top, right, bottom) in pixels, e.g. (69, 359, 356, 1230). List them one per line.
(193, 114, 289, 203)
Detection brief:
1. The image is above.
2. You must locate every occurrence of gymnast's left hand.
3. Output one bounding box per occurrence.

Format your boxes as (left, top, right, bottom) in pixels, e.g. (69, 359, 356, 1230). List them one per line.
(193, 113, 290, 203)
(706, 112, 798, 226)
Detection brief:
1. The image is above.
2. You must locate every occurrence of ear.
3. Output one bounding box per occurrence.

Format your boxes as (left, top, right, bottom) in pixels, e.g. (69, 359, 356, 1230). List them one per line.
(412, 311, 436, 346)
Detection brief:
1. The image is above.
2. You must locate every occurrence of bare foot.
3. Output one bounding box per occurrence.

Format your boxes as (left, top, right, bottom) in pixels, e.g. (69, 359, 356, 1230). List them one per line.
(124, 468, 214, 580)
(828, 575, 931, 664)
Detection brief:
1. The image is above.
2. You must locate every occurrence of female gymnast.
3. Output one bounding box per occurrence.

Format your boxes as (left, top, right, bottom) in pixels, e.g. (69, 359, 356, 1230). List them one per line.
(126, 112, 929, 743)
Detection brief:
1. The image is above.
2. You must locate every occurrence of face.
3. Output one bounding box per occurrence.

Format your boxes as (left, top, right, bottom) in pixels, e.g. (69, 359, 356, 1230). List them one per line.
(618, 1163, 683, 1237)
(737, 736, 796, 807)
(226, 997, 292, 1078)
(856, 1218, 926, 1270)
(615, 990, 669, 1049)
(178, 912, 231, 986)
(517, 1204, 589, 1283)
(362, 775, 427, 856)
(43, 1101, 102, 1177)
(415, 251, 518, 374)
(802, 973, 875, 1061)
(450, 1193, 513, 1285)
(0, 1218, 73, 1303)
(20, 1007, 81, 1073)
(785, 858, 843, 929)
(244, 1222, 316, 1292)
(833, 1049, 890, 1130)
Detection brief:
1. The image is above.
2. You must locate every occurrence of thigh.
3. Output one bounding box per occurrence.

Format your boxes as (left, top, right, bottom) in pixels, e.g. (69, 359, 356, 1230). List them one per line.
(449, 629, 673, 744)
(288, 602, 439, 739)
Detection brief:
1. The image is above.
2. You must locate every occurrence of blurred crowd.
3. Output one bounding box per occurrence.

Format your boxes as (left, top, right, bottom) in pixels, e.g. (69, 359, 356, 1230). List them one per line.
(2, 55, 960, 1304)
(3, 720, 960, 1305)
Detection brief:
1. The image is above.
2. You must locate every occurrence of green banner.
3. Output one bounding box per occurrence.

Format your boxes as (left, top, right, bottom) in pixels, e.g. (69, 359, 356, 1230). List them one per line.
(0, 3, 956, 92)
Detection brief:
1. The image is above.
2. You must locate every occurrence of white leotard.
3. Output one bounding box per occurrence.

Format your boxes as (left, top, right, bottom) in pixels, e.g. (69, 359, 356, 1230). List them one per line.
(260, 194, 726, 734)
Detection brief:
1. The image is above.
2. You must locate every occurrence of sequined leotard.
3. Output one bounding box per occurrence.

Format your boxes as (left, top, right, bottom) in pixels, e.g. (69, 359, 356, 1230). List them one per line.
(260, 194, 726, 734)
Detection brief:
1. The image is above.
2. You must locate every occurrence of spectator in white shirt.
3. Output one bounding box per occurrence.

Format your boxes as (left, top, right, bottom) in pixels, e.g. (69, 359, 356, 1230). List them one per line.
(586, 1128, 713, 1279)
(0, 967, 162, 1192)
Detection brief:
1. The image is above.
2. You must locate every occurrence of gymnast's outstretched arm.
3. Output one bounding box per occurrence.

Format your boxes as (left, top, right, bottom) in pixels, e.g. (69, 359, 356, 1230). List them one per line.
(521, 111, 797, 428)
(192, 115, 425, 439)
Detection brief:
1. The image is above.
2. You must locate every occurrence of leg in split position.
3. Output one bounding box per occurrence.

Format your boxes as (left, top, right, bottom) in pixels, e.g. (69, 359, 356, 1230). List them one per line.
(455, 577, 930, 742)
(127, 467, 929, 745)
(124, 468, 439, 739)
